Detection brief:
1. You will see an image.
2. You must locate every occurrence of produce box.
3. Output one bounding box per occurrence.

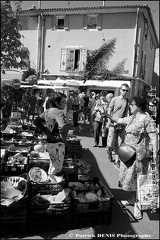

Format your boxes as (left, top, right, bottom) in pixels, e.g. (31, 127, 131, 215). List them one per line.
(70, 178, 114, 228)
(27, 213, 71, 232)
(1, 151, 29, 176)
(1, 174, 28, 236)
(29, 157, 50, 172)
(27, 183, 72, 231)
(65, 144, 82, 159)
(69, 177, 114, 214)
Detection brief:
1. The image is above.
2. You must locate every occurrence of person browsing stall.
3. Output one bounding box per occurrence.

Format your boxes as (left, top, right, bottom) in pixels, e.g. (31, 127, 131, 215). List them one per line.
(33, 92, 69, 175)
(106, 96, 157, 220)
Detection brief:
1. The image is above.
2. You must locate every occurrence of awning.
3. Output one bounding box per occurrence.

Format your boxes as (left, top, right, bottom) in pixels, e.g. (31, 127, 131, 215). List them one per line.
(21, 84, 69, 90)
(79, 80, 131, 88)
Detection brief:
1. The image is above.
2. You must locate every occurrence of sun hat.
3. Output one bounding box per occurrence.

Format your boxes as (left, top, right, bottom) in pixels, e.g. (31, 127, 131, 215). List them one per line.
(106, 93, 114, 100)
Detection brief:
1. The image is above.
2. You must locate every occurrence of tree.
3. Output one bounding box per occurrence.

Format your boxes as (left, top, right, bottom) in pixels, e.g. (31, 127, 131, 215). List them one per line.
(82, 38, 128, 82)
(1, 1, 27, 69)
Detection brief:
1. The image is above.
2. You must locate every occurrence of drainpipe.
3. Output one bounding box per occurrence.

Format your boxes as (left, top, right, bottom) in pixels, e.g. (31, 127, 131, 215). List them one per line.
(36, 1, 42, 77)
(132, 8, 140, 97)
(133, 8, 140, 77)
(40, 13, 44, 79)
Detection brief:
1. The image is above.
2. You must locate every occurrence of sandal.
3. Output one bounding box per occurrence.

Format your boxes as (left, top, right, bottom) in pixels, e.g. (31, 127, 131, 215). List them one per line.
(134, 203, 143, 220)
(120, 200, 134, 207)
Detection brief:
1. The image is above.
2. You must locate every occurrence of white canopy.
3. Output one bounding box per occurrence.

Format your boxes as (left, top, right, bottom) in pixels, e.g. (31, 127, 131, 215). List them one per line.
(21, 84, 69, 90)
(79, 80, 131, 87)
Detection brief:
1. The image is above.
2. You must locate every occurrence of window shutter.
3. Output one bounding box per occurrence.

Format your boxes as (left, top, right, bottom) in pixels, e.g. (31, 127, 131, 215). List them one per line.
(83, 15, 87, 30)
(60, 48, 67, 71)
(20, 17, 28, 30)
(80, 49, 87, 71)
(97, 14, 102, 30)
(64, 16, 69, 30)
(51, 16, 56, 29)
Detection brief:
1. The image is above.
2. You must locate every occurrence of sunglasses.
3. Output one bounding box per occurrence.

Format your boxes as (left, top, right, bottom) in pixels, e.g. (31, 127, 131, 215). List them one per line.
(121, 89, 129, 92)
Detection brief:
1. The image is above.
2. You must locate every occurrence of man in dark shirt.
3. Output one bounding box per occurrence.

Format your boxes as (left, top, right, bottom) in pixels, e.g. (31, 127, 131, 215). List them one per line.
(83, 92, 90, 124)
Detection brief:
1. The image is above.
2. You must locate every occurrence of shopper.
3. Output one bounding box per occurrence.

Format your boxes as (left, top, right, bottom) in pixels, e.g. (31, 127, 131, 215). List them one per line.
(101, 93, 114, 147)
(72, 91, 82, 132)
(107, 96, 157, 220)
(83, 92, 90, 124)
(92, 91, 108, 147)
(33, 92, 68, 174)
(66, 92, 73, 124)
(88, 92, 96, 131)
(106, 83, 129, 167)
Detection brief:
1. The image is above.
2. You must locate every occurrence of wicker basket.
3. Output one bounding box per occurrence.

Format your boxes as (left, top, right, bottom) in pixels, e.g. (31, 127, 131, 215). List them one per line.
(1, 174, 28, 236)
(29, 171, 68, 196)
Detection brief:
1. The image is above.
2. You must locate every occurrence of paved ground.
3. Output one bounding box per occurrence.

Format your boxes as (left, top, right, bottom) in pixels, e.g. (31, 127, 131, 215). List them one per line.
(6, 122, 159, 240)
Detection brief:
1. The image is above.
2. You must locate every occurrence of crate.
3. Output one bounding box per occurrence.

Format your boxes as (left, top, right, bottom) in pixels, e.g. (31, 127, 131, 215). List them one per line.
(29, 171, 68, 196)
(1, 151, 29, 176)
(71, 211, 113, 229)
(27, 213, 71, 232)
(70, 180, 114, 228)
(70, 178, 114, 214)
(29, 157, 50, 172)
(65, 144, 82, 159)
(0, 174, 28, 236)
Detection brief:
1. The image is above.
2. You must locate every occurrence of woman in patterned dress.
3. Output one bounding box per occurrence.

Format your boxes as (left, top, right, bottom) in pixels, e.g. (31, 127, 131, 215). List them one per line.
(107, 96, 157, 220)
(33, 92, 68, 174)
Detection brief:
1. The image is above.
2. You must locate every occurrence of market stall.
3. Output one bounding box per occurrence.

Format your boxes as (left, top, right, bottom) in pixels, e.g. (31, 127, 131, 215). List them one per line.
(0, 114, 114, 236)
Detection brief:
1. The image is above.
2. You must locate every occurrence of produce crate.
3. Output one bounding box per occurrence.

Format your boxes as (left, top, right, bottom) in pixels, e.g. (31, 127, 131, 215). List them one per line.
(1, 151, 29, 176)
(71, 211, 113, 228)
(29, 157, 50, 172)
(29, 171, 68, 196)
(70, 179, 114, 228)
(65, 144, 82, 159)
(70, 178, 114, 214)
(27, 213, 71, 232)
(62, 158, 79, 181)
(0, 174, 29, 236)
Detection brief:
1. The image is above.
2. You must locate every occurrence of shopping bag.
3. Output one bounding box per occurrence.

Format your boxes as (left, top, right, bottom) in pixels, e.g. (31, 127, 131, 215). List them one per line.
(137, 164, 159, 211)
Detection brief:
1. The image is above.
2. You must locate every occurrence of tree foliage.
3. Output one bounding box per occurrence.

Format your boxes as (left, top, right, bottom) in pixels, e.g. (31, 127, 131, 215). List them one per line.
(82, 38, 128, 82)
(1, 1, 27, 69)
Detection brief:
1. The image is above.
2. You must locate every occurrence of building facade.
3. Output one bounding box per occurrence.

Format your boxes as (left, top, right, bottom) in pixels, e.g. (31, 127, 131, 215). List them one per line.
(19, 5, 159, 96)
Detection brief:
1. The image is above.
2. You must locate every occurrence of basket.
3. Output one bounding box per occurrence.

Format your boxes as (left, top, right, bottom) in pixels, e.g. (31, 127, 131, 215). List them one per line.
(0, 174, 28, 236)
(65, 144, 82, 159)
(29, 171, 68, 196)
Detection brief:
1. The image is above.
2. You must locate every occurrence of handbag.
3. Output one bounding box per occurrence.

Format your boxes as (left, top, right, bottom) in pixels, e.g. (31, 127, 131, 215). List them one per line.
(137, 151, 159, 212)
(114, 124, 123, 132)
(115, 143, 136, 163)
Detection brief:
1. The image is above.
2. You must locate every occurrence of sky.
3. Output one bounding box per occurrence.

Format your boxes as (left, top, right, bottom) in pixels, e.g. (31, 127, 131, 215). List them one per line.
(11, 1, 159, 40)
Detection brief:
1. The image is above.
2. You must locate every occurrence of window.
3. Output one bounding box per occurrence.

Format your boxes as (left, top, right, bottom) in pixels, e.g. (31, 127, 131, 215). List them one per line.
(56, 18, 64, 29)
(87, 15, 97, 29)
(60, 48, 87, 72)
(51, 16, 68, 30)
